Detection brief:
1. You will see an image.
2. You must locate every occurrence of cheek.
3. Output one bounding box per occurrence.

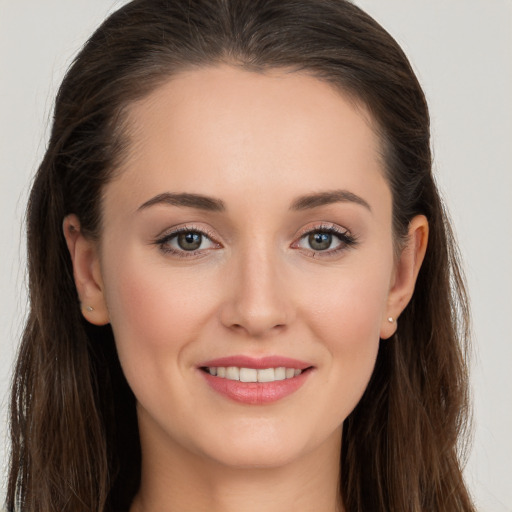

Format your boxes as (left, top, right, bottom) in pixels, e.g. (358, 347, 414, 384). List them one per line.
(301, 257, 391, 345)
(297, 257, 392, 416)
(101, 249, 220, 383)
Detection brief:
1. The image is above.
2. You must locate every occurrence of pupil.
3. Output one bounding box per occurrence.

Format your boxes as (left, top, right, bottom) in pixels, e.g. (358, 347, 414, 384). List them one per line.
(309, 232, 332, 251)
(178, 232, 202, 250)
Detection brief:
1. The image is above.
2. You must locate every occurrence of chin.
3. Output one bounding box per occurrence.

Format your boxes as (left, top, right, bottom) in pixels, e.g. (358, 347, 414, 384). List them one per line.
(206, 443, 304, 470)
(194, 424, 326, 470)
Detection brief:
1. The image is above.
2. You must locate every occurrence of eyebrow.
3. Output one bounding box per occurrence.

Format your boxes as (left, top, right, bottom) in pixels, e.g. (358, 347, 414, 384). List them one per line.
(138, 189, 371, 213)
(138, 192, 225, 212)
(290, 190, 372, 212)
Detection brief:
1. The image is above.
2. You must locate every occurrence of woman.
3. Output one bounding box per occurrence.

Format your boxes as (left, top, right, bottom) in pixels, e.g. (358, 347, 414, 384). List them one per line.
(7, 0, 475, 511)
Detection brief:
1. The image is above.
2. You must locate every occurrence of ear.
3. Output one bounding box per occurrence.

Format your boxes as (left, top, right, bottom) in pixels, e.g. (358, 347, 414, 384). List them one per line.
(63, 214, 110, 325)
(380, 215, 428, 339)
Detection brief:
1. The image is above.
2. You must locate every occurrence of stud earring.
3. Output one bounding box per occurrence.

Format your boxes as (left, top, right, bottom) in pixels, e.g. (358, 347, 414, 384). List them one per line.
(85, 306, 94, 312)
(387, 317, 394, 323)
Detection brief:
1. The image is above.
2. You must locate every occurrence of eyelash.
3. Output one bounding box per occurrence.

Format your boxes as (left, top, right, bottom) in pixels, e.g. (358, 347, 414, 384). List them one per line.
(154, 223, 357, 259)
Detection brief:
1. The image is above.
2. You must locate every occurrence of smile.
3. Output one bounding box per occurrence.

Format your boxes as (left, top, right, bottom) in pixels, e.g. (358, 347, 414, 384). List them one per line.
(203, 366, 303, 382)
(198, 356, 313, 404)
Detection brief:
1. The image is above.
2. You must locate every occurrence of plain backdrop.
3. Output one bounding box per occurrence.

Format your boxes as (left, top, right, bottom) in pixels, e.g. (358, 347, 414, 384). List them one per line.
(1, 1, 511, 509)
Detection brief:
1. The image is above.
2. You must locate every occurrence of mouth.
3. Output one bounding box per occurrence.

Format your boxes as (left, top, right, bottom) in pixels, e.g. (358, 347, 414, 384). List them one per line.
(197, 356, 314, 404)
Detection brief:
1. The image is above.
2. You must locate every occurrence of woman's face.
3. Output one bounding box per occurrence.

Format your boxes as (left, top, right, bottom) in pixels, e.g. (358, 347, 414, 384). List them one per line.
(87, 66, 410, 468)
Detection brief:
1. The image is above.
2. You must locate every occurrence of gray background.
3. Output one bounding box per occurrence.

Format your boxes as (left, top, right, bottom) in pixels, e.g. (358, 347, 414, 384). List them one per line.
(1, 1, 511, 509)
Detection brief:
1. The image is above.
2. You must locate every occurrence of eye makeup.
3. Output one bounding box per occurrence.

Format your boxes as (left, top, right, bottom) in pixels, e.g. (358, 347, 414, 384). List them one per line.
(154, 224, 222, 258)
(291, 222, 358, 259)
(153, 221, 357, 260)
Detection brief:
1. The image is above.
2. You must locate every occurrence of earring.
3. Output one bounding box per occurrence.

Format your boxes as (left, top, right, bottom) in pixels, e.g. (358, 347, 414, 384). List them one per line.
(85, 306, 94, 312)
(387, 317, 394, 323)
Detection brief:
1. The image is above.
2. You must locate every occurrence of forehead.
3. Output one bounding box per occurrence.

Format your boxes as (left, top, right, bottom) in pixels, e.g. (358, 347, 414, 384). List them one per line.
(107, 65, 387, 216)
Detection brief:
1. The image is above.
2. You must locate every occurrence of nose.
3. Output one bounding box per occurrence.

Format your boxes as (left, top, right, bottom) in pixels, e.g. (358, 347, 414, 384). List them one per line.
(219, 244, 293, 338)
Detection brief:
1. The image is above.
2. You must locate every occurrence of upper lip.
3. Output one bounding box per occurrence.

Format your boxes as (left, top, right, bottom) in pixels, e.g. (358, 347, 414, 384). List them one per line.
(198, 355, 312, 370)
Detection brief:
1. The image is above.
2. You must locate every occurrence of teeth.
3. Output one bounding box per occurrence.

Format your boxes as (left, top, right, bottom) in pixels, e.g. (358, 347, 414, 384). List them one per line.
(239, 368, 257, 382)
(274, 367, 286, 380)
(206, 366, 303, 382)
(257, 368, 275, 383)
(226, 366, 239, 380)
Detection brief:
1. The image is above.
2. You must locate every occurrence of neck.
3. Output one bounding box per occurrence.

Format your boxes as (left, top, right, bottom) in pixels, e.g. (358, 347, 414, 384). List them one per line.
(130, 419, 344, 512)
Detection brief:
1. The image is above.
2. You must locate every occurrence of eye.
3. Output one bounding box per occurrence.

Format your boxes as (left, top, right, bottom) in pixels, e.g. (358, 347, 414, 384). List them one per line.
(175, 231, 205, 251)
(293, 224, 357, 256)
(305, 232, 337, 251)
(155, 227, 220, 257)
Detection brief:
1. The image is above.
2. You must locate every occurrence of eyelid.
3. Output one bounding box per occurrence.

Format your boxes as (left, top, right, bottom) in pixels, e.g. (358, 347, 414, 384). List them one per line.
(155, 223, 219, 242)
(293, 222, 354, 242)
(294, 221, 348, 238)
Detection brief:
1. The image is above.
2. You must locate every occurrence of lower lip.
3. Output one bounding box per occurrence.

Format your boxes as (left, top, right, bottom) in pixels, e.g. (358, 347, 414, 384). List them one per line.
(200, 369, 312, 405)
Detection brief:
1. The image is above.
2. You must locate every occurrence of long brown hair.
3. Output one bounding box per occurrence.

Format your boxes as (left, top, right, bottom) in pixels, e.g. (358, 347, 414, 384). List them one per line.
(7, 1, 474, 510)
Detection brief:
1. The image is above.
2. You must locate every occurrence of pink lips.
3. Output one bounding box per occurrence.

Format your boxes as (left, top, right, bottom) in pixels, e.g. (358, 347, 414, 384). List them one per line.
(198, 355, 313, 405)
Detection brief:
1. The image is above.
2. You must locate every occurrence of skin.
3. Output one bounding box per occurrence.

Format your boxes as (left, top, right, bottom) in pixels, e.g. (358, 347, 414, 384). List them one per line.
(64, 65, 428, 512)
